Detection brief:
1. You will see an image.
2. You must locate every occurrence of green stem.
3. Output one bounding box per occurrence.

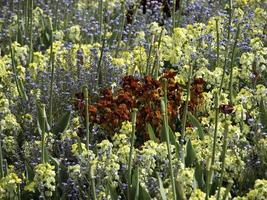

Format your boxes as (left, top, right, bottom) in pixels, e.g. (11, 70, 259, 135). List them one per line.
(215, 18, 220, 69)
(97, 25, 107, 88)
(222, 180, 234, 200)
(152, 28, 163, 78)
(162, 78, 168, 113)
(218, 0, 232, 94)
(54, 0, 59, 30)
(216, 120, 229, 200)
(115, 0, 126, 57)
(146, 34, 155, 76)
(48, 32, 54, 126)
(0, 129, 4, 178)
(205, 157, 213, 200)
(161, 99, 177, 200)
(176, 0, 183, 27)
(89, 167, 97, 200)
(83, 86, 90, 148)
(172, 0, 177, 31)
(83, 85, 97, 200)
(181, 65, 192, 141)
(127, 108, 138, 200)
(229, 24, 240, 104)
(98, 0, 103, 43)
(40, 104, 46, 164)
(28, 0, 33, 65)
(206, 92, 219, 199)
(211, 92, 219, 166)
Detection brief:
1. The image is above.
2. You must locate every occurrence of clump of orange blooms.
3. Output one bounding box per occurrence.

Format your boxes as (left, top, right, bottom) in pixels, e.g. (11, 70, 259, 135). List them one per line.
(75, 70, 205, 144)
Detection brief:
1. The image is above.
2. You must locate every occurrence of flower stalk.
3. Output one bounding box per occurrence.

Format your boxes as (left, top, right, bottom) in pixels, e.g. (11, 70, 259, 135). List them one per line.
(180, 65, 193, 163)
(219, 0, 232, 94)
(206, 92, 219, 199)
(215, 18, 220, 69)
(161, 99, 177, 200)
(229, 24, 240, 104)
(82, 85, 97, 200)
(28, 0, 33, 65)
(216, 120, 230, 200)
(127, 108, 138, 200)
(48, 33, 54, 126)
(83, 86, 90, 148)
(0, 129, 4, 178)
(115, 0, 126, 57)
(40, 104, 46, 164)
(146, 34, 155, 76)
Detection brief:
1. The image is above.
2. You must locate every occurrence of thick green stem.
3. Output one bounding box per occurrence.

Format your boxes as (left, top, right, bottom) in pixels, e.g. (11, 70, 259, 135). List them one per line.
(222, 180, 234, 200)
(82, 86, 96, 200)
(181, 65, 192, 140)
(161, 99, 177, 200)
(152, 28, 164, 78)
(115, 0, 126, 57)
(97, 24, 107, 88)
(98, 0, 103, 43)
(205, 158, 213, 200)
(0, 129, 4, 178)
(211, 92, 219, 166)
(83, 86, 90, 148)
(179, 65, 192, 164)
(218, 0, 232, 94)
(48, 33, 54, 126)
(127, 108, 138, 200)
(146, 35, 155, 76)
(229, 24, 240, 104)
(215, 18, 220, 69)
(216, 120, 229, 200)
(206, 92, 219, 199)
(172, 0, 179, 31)
(54, 0, 59, 30)
(176, 0, 183, 27)
(40, 104, 46, 164)
(28, 0, 33, 65)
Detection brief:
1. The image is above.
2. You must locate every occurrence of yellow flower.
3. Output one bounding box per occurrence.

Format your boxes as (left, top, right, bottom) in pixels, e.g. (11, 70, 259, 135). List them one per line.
(71, 143, 88, 157)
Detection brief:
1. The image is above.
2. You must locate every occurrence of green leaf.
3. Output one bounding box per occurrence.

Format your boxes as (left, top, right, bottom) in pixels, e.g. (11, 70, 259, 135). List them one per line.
(25, 161, 34, 181)
(187, 112, 204, 140)
(17, 77, 28, 102)
(40, 15, 52, 48)
(185, 139, 197, 167)
(194, 161, 205, 190)
(36, 103, 50, 134)
(175, 180, 186, 200)
(157, 173, 167, 200)
(51, 111, 71, 134)
(139, 184, 151, 200)
(259, 99, 267, 131)
(49, 155, 60, 168)
(168, 126, 179, 159)
(147, 123, 157, 142)
(131, 167, 140, 200)
(168, 126, 178, 146)
(108, 182, 118, 200)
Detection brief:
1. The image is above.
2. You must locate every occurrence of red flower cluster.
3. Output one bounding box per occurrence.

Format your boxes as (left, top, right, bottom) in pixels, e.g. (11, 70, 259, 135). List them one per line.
(189, 78, 205, 112)
(75, 70, 205, 143)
